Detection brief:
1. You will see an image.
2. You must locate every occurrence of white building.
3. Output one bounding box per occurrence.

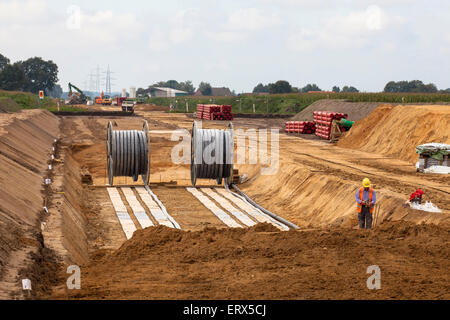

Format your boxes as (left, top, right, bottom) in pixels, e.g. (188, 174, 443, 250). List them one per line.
(149, 87, 188, 97)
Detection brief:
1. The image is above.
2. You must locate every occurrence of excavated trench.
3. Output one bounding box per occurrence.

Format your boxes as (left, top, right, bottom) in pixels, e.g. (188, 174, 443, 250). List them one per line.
(0, 106, 448, 299)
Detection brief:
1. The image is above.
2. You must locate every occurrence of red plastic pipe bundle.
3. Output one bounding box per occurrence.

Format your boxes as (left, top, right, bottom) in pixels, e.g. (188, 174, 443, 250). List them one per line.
(285, 121, 316, 134)
(196, 104, 234, 121)
(313, 111, 348, 140)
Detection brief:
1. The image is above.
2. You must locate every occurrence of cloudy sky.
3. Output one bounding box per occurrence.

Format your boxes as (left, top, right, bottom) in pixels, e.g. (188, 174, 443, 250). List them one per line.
(1, 0, 449, 93)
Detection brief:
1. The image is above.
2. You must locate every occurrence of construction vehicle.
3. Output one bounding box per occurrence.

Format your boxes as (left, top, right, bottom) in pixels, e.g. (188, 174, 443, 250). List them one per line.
(121, 99, 135, 113)
(136, 94, 146, 104)
(67, 82, 88, 105)
(95, 92, 112, 106)
(113, 97, 127, 107)
(329, 118, 354, 142)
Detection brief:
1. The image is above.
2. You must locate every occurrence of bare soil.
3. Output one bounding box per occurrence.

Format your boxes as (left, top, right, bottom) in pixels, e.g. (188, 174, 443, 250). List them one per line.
(51, 221, 450, 300)
(0, 104, 448, 300)
(292, 99, 382, 121)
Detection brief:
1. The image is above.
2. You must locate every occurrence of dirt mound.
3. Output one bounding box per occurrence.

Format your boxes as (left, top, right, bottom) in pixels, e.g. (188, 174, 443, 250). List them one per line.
(0, 110, 59, 298)
(338, 104, 450, 163)
(0, 97, 21, 113)
(51, 221, 449, 300)
(292, 99, 382, 121)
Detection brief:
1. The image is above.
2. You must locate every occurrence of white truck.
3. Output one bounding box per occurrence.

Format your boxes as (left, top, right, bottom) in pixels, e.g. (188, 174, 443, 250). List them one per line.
(121, 99, 135, 113)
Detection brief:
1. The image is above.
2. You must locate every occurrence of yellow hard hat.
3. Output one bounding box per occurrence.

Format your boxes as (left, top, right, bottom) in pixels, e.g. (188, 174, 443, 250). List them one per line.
(362, 178, 371, 188)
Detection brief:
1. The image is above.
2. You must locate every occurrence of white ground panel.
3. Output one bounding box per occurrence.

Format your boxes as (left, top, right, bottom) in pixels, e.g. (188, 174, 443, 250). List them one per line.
(106, 187, 137, 239)
(201, 188, 256, 227)
(215, 188, 289, 231)
(135, 187, 175, 228)
(186, 187, 242, 228)
(121, 187, 154, 229)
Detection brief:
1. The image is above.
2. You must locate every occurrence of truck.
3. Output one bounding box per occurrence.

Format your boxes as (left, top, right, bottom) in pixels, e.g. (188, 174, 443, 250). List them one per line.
(121, 99, 135, 113)
(95, 92, 112, 105)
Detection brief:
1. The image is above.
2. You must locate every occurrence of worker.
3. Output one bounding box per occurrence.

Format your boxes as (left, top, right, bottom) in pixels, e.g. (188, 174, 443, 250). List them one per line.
(355, 178, 376, 229)
(409, 188, 424, 205)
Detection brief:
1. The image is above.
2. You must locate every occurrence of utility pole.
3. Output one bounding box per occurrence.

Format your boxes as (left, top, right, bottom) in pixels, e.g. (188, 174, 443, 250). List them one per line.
(96, 65, 100, 94)
(103, 65, 115, 96)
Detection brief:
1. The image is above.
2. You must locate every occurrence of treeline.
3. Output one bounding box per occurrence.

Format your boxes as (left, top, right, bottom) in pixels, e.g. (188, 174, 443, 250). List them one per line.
(0, 53, 60, 96)
(253, 81, 359, 94)
(383, 80, 449, 93)
(253, 79, 450, 94)
(137, 80, 211, 96)
(137, 80, 238, 96)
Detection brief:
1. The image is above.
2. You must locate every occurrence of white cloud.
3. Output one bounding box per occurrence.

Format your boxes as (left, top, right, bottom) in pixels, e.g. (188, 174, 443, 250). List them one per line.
(204, 8, 280, 44)
(74, 11, 143, 45)
(0, 0, 47, 23)
(204, 30, 247, 43)
(148, 29, 171, 52)
(288, 5, 392, 51)
(147, 8, 200, 51)
(226, 8, 280, 31)
(204, 61, 230, 72)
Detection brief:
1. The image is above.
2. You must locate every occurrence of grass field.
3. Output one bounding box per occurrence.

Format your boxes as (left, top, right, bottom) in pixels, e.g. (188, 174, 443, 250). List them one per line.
(0, 89, 57, 110)
(2, 89, 450, 114)
(147, 92, 450, 114)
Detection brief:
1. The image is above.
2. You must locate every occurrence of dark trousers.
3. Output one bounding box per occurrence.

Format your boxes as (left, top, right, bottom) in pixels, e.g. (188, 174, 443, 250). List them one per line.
(358, 206, 373, 229)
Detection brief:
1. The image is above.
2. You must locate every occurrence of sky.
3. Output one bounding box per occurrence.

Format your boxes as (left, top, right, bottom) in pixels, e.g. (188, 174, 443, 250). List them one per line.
(1, 0, 449, 93)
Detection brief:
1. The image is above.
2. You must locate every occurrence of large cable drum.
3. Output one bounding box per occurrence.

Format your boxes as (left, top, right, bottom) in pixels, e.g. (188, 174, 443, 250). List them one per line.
(191, 121, 234, 186)
(107, 121, 150, 186)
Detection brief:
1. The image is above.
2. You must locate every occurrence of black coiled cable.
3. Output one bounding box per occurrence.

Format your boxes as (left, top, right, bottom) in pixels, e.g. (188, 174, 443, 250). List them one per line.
(107, 121, 150, 185)
(191, 121, 234, 186)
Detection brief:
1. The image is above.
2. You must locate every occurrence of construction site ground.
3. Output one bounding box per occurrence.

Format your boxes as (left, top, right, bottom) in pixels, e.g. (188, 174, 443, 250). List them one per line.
(0, 103, 449, 300)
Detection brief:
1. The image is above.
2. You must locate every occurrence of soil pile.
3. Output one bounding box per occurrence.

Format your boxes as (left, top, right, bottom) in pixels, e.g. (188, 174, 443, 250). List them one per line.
(338, 105, 450, 163)
(292, 99, 382, 121)
(0, 110, 59, 297)
(0, 97, 21, 113)
(52, 221, 449, 300)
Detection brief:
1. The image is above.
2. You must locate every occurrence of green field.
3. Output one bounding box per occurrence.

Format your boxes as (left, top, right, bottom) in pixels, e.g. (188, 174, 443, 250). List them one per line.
(2, 89, 450, 114)
(147, 92, 450, 114)
(0, 89, 57, 110)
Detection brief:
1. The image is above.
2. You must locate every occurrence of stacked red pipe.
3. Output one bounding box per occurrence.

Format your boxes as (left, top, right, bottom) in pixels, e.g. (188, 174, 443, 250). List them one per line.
(285, 121, 316, 134)
(196, 104, 234, 121)
(313, 111, 348, 140)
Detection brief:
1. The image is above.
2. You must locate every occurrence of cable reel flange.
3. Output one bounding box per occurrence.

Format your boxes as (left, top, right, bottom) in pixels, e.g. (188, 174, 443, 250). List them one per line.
(190, 121, 234, 187)
(106, 120, 150, 186)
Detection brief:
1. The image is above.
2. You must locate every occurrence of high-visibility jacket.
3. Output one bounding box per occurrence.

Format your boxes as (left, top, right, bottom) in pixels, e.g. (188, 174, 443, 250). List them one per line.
(356, 187, 374, 214)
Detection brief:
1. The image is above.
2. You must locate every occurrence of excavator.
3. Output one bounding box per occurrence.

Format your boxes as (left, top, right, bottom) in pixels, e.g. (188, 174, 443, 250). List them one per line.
(67, 82, 88, 105)
(95, 91, 112, 106)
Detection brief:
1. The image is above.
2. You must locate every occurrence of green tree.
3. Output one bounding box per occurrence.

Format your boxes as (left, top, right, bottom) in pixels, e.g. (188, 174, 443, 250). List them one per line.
(301, 83, 321, 93)
(178, 80, 195, 94)
(0, 63, 26, 91)
(0, 53, 10, 71)
(253, 83, 269, 93)
(165, 80, 179, 89)
(20, 57, 59, 93)
(332, 86, 340, 93)
(268, 80, 292, 94)
(383, 80, 437, 93)
(342, 85, 359, 92)
(47, 84, 63, 98)
(198, 82, 212, 95)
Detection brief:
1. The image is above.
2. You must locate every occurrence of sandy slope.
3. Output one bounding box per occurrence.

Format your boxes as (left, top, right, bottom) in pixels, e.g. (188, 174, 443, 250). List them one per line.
(338, 104, 450, 163)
